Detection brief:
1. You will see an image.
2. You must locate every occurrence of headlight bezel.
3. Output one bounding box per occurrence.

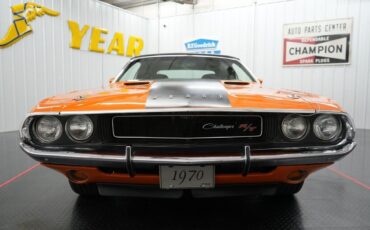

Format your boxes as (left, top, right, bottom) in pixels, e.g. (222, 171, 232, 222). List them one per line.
(313, 114, 343, 141)
(281, 114, 310, 141)
(65, 115, 94, 143)
(20, 116, 34, 141)
(32, 116, 63, 144)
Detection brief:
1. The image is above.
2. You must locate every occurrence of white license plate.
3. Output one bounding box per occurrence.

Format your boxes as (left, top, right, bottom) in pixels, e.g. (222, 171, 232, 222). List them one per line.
(159, 165, 215, 189)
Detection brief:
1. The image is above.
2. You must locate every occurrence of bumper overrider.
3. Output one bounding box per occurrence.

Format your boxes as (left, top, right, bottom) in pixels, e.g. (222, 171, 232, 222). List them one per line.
(19, 112, 356, 177)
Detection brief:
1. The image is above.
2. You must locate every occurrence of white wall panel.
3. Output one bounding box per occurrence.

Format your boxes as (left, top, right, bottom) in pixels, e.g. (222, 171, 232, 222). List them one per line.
(154, 7, 255, 66)
(159, 15, 193, 53)
(1, 0, 369, 132)
(136, 0, 370, 129)
(193, 8, 255, 67)
(0, 0, 148, 132)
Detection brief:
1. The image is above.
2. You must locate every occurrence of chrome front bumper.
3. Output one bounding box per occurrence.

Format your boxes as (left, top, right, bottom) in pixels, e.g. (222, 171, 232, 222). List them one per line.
(19, 141, 356, 176)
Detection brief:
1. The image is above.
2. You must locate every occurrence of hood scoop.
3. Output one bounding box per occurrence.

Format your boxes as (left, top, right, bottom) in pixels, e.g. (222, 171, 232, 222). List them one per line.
(124, 81, 150, 86)
(223, 81, 250, 86)
(73, 95, 86, 101)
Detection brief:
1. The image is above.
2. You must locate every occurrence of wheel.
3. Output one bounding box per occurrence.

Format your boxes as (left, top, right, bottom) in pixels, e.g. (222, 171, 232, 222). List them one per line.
(69, 181, 99, 196)
(275, 182, 304, 196)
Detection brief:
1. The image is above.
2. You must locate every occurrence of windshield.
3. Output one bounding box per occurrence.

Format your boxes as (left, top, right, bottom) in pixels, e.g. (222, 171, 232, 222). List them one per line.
(117, 56, 255, 82)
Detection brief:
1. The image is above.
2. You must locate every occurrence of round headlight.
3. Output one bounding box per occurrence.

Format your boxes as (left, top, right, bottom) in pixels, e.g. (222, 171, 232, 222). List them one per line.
(282, 114, 309, 140)
(313, 115, 342, 140)
(66, 115, 94, 142)
(34, 116, 63, 143)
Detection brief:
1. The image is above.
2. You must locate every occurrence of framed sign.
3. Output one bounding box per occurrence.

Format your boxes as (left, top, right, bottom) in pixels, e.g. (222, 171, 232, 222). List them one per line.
(283, 18, 352, 66)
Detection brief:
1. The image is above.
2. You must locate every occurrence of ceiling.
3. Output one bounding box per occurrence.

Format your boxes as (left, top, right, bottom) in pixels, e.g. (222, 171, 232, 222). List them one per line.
(100, 0, 197, 9)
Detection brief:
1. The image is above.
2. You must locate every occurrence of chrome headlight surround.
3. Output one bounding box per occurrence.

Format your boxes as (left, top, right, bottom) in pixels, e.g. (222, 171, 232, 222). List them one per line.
(65, 115, 94, 142)
(342, 114, 355, 141)
(20, 116, 34, 141)
(281, 114, 309, 140)
(33, 116, 63, 143)
(313, 114, 342, 141)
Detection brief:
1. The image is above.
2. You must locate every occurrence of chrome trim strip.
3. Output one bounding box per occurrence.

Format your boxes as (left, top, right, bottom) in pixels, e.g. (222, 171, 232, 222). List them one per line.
(61, 108, 318, 115)
(20, 141, 356, 168)
(112, 114, 264, 117)
(26, 112, 61, 116)
(111, 114, 263, 139)
(130, 54, 240, 61)
(26, 108, 348, 116)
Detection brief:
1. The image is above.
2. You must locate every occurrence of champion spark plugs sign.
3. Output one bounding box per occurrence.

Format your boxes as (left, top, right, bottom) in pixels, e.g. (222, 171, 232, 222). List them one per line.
(283, 18, 352, 66)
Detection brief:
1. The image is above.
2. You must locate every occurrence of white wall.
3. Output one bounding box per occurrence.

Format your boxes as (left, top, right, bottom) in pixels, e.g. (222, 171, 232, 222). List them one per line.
(130, 0, 370, 129)
(0, 0, 148, 132)
(1, 0, 369, 132)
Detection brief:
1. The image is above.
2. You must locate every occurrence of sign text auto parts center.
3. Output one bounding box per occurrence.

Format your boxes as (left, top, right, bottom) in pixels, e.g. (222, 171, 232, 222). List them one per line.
(283, 18, 352, 66)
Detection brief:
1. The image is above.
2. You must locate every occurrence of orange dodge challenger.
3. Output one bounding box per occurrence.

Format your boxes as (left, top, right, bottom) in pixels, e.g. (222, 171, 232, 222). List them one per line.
(20, 53, 356, 198)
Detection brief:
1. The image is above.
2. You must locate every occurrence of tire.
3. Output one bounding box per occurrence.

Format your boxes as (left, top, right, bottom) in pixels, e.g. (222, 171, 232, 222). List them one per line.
(275, 182, 304, 196)
(69, 181, 99, 196)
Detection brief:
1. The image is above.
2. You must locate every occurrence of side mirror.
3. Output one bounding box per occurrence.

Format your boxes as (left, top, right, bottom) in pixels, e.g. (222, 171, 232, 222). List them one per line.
(258, 78, 264, 84)
(108, 77, 115, 84)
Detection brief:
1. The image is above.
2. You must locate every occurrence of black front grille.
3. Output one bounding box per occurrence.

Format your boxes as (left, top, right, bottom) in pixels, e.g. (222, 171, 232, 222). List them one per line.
(112, 114, 263, 139)
(97, 112, 345, 149)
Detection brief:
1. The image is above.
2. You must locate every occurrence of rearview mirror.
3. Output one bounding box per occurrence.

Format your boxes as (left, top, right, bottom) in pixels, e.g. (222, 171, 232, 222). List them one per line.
(258, 78, 264, 84)
(108, 77, 115, 84)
